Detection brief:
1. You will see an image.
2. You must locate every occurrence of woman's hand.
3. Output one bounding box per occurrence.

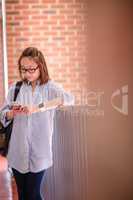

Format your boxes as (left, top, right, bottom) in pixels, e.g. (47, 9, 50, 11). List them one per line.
(6, 105, 30, 120)
(6, 110, 14, 120)
(46, 97, 64, 108)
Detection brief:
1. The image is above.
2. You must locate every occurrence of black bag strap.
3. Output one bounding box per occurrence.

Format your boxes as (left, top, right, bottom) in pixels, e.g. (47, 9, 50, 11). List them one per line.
(0, 81, 23, 156)
(13, 81, 23, 101)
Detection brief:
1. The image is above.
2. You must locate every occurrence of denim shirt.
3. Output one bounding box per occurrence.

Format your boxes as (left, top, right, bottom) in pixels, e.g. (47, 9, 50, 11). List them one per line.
(0, 80, 75, 173)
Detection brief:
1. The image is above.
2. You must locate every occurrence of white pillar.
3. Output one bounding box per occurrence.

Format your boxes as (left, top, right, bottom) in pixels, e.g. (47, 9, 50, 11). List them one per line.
(1, 0, 8, 97)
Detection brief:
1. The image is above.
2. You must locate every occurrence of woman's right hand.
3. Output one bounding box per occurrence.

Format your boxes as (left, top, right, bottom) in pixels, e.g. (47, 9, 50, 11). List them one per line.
(6, 110, 14, 120)
(6, 105, 23, 120)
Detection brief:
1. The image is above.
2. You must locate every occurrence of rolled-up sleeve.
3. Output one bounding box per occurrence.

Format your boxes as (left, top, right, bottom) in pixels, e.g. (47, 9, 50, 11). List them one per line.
(48, 81, 75, 105)
(57, 87, 75, 105)
(0, 84, 15, 127)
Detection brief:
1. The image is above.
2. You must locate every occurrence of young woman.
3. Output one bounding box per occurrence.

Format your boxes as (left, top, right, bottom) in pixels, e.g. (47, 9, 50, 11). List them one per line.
(0, 47, 74, 200)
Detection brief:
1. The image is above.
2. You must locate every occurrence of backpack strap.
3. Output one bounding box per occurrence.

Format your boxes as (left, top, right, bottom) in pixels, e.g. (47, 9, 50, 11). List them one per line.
(13, 81, 23, 101)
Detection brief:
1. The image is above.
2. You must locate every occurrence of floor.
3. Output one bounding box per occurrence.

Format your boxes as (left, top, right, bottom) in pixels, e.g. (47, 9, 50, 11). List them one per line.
(0, 155, 18, 200)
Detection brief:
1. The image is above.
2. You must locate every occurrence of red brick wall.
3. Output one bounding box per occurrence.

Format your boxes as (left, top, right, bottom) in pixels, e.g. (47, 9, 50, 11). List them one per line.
(6, 0, 88, 96)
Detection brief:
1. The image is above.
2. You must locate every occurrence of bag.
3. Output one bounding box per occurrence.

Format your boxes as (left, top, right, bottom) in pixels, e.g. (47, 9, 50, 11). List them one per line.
(0, 81, 23, 156)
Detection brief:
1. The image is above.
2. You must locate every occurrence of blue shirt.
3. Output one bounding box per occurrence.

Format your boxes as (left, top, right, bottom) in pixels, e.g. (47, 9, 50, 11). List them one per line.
(0, 80, 74, 173)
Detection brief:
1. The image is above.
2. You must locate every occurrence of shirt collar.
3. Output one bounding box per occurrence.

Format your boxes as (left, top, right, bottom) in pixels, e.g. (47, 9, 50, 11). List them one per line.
(23, 79, 41, 86)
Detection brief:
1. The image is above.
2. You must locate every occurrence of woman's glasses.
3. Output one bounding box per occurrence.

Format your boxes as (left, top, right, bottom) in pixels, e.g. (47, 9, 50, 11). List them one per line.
(20, 66, 39, 74)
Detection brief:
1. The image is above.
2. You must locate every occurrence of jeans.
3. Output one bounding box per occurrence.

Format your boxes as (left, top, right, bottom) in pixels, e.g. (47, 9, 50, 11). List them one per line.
(12, 168, 46, 200)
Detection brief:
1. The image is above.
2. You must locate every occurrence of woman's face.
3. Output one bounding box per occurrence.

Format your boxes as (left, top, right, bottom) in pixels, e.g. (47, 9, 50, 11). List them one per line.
(20, 57, 40, 83)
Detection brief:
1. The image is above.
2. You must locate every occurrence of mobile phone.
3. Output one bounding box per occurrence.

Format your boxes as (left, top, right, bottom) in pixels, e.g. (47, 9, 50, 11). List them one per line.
(10, 102, 22, 110)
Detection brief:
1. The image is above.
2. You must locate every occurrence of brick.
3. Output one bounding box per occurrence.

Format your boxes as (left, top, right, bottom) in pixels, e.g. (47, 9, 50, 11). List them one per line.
(14, 15, 29, 20)
(6, 11, 20, 15)
(6, 0, 19, 4)
(42, 0, 57, 3)
(5, 0, 88, 93)
(21, 0, 40, 3)
(14, 4, 30, 10)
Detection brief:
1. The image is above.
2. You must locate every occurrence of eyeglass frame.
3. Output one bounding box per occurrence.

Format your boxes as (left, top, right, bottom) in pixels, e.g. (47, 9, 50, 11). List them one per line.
(20, 66, 39, 74)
